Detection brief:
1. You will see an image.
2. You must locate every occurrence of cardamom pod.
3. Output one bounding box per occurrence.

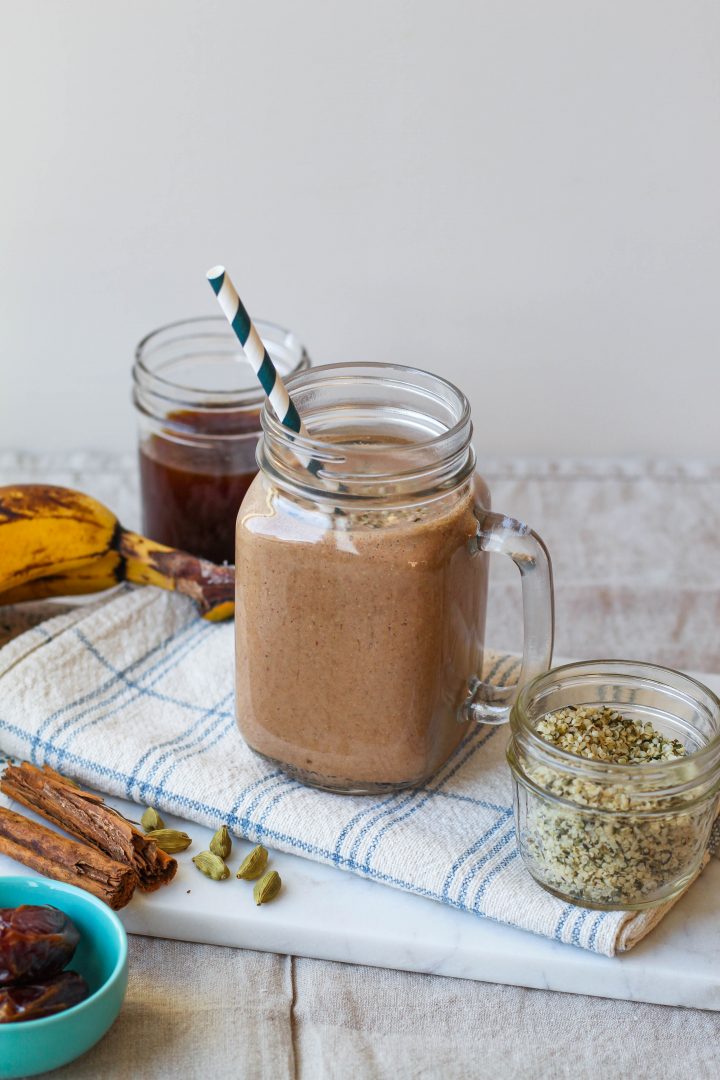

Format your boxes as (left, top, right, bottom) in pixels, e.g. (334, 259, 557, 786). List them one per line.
(141, 807, 165, 832)
(209, 825, 232, 860)
(236, 845, 268, 881)
(192, 850, 230, 881)
(253, 870, 281, 905)
(145, 828, 192, 854)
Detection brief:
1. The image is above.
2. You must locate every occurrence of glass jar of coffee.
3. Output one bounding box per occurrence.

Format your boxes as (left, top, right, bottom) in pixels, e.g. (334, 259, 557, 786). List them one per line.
(235, 362, 555, 794)
(132, 316, 310, 564)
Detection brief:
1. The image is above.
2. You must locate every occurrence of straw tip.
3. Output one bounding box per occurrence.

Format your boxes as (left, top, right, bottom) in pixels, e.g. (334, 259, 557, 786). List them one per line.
(206, 265, 226, 282)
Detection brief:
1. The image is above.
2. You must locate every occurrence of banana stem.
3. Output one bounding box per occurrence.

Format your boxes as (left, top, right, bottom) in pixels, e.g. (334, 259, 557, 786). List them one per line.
(118, 530, 235, 621)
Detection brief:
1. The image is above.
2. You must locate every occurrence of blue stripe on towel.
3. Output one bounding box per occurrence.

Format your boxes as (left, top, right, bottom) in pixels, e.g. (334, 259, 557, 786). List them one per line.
(587, 912, 609, 950)
(553, 905, 575, 941)
(570, 910, 591, 947)
(360, 727, 501, 870)
(343, 724, 490, 866)
(51, 623, 219, 769)
(442, 809, 514, 899)
(30, 616, 204, 763)
(457, 825, 516, 905)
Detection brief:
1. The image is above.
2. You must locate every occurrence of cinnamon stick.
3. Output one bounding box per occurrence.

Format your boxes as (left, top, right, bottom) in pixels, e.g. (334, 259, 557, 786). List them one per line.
(0, 806, 136, 910)
(1, 763, 177, 892)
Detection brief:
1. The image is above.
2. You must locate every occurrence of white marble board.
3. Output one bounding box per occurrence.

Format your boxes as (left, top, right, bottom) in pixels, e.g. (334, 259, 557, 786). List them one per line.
(1, 674, 719, 1012)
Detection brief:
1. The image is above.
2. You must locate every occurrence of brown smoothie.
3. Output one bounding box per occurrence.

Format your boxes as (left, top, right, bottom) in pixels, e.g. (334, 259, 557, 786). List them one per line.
(234, 460, 488, 792)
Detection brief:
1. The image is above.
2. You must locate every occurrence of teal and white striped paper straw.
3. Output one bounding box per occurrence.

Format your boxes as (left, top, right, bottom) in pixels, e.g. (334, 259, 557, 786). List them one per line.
(206, 265, 346, 507)
(206, 265, 305, 436)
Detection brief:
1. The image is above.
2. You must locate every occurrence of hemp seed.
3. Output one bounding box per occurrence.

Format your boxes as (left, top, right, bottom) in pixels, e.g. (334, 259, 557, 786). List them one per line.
(520, 705, 708, 907)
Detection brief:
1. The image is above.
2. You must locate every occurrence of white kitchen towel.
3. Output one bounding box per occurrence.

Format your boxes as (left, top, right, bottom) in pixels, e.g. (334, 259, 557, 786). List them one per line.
(0, 586, 715, 957)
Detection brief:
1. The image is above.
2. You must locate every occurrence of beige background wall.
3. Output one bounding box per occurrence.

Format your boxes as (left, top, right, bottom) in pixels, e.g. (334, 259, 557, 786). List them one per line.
(1, 0, 718, 457)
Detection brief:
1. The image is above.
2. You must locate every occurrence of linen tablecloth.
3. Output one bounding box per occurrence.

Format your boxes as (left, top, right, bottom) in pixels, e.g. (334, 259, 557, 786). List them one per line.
(1, 453, 719, 1078)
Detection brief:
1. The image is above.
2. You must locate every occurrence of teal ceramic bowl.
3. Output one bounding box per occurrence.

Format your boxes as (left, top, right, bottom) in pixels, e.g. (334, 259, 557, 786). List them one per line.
(0, 876, 128, 1078)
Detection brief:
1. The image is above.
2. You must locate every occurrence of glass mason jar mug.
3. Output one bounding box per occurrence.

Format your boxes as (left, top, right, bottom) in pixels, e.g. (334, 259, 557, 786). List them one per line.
(507, 661, 720, 910)
(235, 362, 555, 794)
(132, 316, 310, 564)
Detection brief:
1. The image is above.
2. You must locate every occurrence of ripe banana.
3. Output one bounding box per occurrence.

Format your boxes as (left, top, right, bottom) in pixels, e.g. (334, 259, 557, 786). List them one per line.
(0, 485, 235, 621)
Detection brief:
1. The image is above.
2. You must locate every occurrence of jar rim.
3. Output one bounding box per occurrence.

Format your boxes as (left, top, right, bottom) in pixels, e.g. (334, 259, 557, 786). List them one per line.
(257, 361, 476, 503)
(512, 658, 720, 782)
(261, 361, 472, 461)
(133, 315, 310, 411)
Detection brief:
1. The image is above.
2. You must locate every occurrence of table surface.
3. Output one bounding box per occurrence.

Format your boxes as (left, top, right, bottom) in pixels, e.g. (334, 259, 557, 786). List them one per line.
(2, 452, 720, 1080)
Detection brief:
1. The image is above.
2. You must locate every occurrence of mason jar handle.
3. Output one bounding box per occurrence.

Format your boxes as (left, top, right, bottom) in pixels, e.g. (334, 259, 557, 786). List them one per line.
(464, 509, 555, 725)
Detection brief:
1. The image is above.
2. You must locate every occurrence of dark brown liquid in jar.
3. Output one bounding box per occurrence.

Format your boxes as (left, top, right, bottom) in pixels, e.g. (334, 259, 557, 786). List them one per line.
(139, 408, 259, 564)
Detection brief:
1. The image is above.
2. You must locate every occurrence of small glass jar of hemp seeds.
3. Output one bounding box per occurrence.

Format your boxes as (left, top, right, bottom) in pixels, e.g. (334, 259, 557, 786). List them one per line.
(507, 661, 720, 910)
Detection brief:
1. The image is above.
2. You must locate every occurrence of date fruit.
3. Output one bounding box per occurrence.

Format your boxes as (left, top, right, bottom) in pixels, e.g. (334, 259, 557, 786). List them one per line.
(0, 970, 89, 1022)
(0, 905, 80, 986)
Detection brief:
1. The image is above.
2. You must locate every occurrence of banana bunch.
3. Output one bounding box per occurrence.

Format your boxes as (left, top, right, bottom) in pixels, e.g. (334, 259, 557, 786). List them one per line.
(0, 485, 235, 620)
